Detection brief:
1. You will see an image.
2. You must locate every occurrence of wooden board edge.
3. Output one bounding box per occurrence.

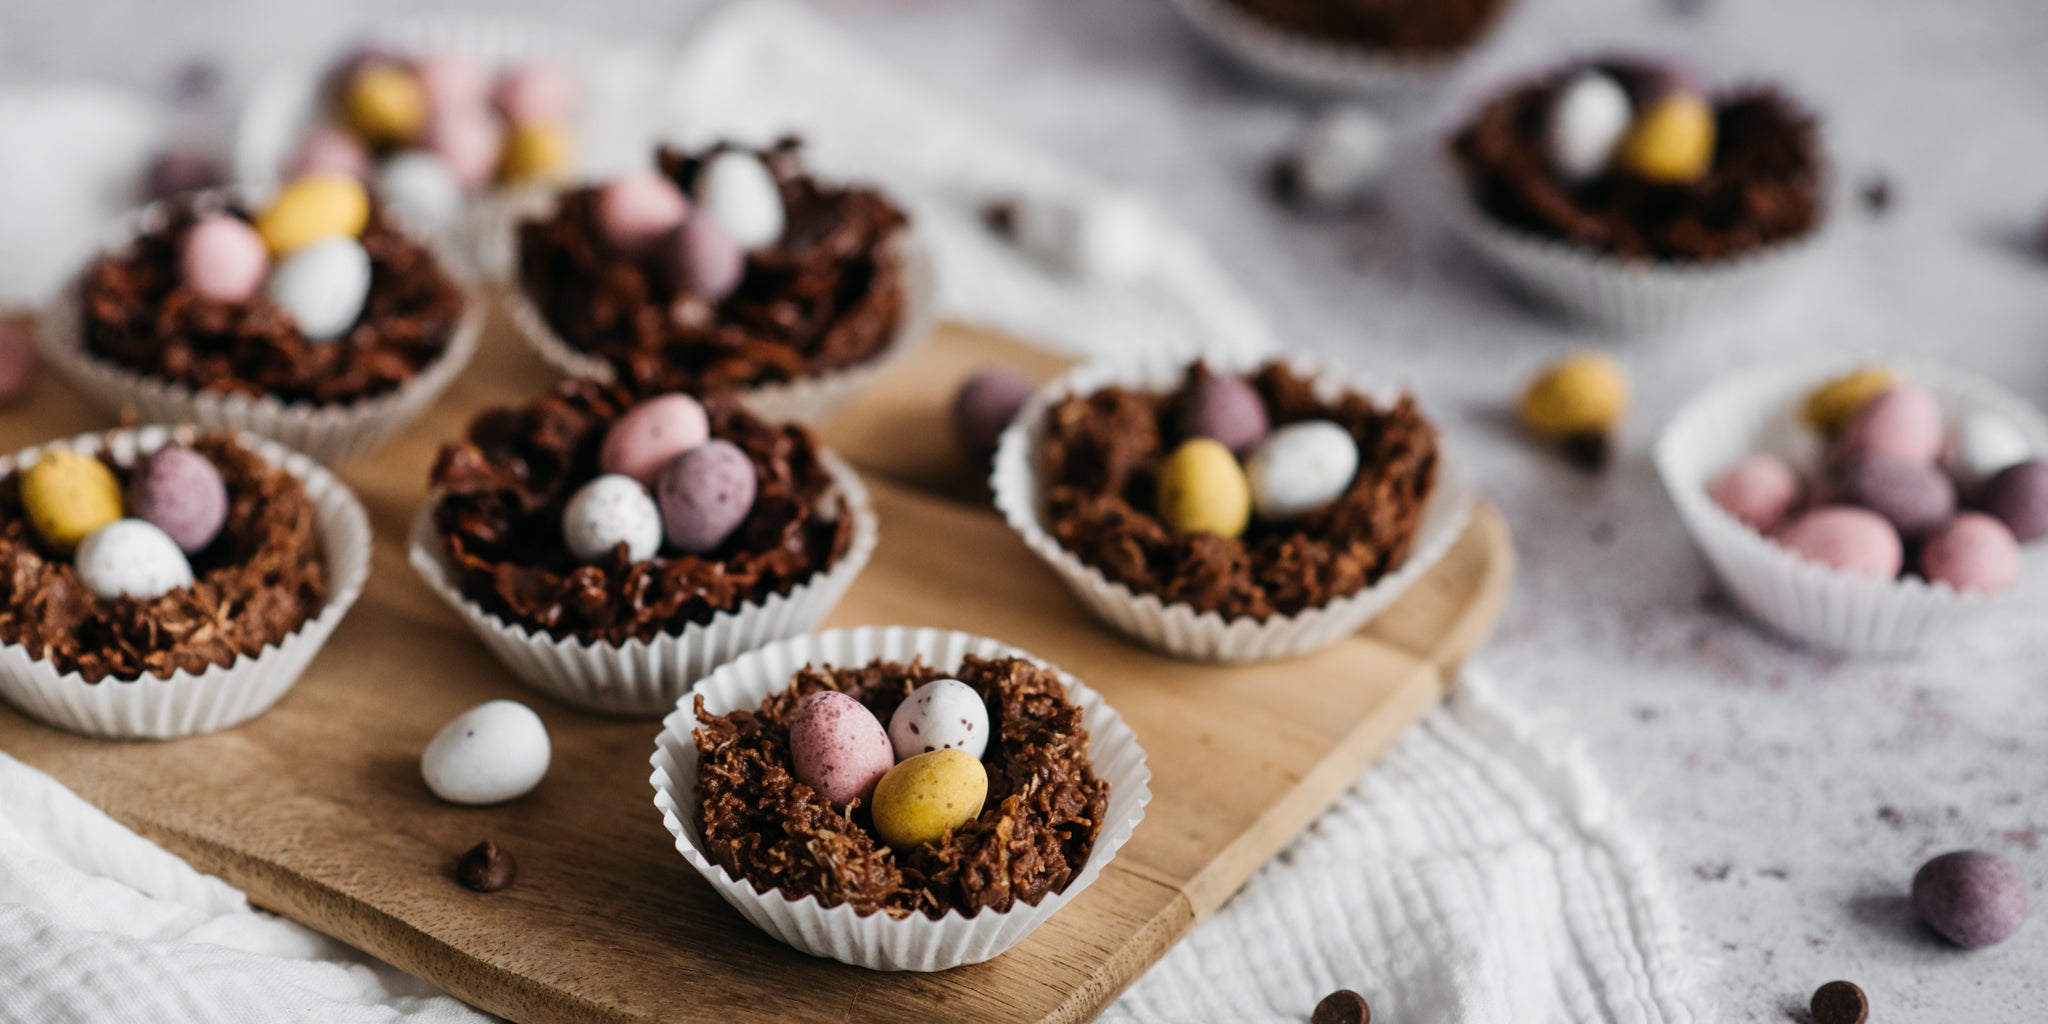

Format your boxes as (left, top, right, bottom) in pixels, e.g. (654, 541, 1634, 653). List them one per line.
(1424, 502, 1514, 680)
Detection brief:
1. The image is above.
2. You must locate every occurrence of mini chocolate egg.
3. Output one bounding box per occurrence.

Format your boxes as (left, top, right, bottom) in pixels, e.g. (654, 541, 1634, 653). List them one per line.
(1980, 460, 2048, 542)
(1617, 92, 1716, 183)
(599, 393, 710, 485)
(1802, 366, 1896, 436)
(1774, 506, 1903, 579)
(1547, 69, 1632, 181)
(1912, 850, 2030, 948)
(654, 439, 755, 554)
(788, 690, 894, 809)
(127, 447, 228, 554)
(75, 520, 193, 601)
(342, 63, 428, 145)
(1707, 453, 1803, 533)
(256, 173, 370, 256)
(425, 109, 506, 191)
(561, 473, 662, 564)
(692, 151, 786, 251)
(421, 699, 552, 805)
(662, 211, 746, 302)
(1001, 195, 1157, 283)
(887, 678, 990, 762)
(949, 369, 1035, 456)
(286, 128, 371, 180)
(1834, 384, 1943, 465)
(498, 122, 572, 184)
(0, 321, 35, 406)
(492, 60, 579, 125)
(413, 50, 490, 113)
(1920, 513, 2019, 594)
(179, 215, 269, 304)
(1279, 105, 1390, 208)
(1156, 438, 1252, 539)
(871, 748, 989, 850)
(143, 145, 226, 201)
(266, 236, 371, 342)
(21, 449, 122, 554)
(1247, 420, 1359, 522)
(1828, 457, 1955, 539)
(375, 151, 466, 231)
(597, 169, 690, 254)
(1942, 412, 2031, 496)
(1177, 374, 1269, 454)
(1520, 353, 1629, 439)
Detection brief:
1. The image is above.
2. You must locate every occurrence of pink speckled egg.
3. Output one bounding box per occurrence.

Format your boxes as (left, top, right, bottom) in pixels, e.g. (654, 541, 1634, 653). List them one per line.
(286, 128, 371, 181)
(663, 212, 746, 302)
(492, 61, 578, 125)
(413, 51, 491, 114)
(127, 447, 230, 554)
(0, 321, 37, 406)
(1707, 453, 1803, 533)
(788, 690, 895, 809)
(596, 170, 689, 254)
(1774, 506, 1903, 579)
(1920, 513, 2019, 594)
(179, 215, 270, 304)
(425, 109, 505, 191)
(598, 393, 709, 485)
(1834, 384, 1944, 465)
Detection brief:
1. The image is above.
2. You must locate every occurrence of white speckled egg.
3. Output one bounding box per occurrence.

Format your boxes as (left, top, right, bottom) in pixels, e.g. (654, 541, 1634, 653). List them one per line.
(75, 519, 194, 601)
(375, 150, 466, 232)
(421, 700, 552, 805)
(887, 678, 990, 762)
(1943, 412, 2032, 495)
(1547, 69, 1633, 182)
(562, 474, 662, 564)
(266, 236, 371, 342)
(1006, 195, 1157, 283)
(692, 151, 785, 251)
(1246, 420, 1360, 522)
(1286, 106, 1390, 207)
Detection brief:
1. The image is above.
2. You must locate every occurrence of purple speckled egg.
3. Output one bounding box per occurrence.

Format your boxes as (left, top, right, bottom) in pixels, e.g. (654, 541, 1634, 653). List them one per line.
(0, 320, 38, 406)
(950, 369, 1035, 456)
(179, 215, 269, 304)
(1773, 506, 1902, 579)
(127, 447, 229, 554)
(1913, 850, 2030, 948)
(286, 128, 371, 181)
(492, 60, 578, 125)
(662, 212, 746, 302)
(654, 439, 756, 554)
(1979, 459, 2048, 543)
(598, 393, 709, 486)
(1707, 453, 1803, 533)
(787, 690, 895, 809)
(1920, 513, 2019, 594)
(1834, 384, 1944, 465)
(596, 169, 689, 254)
(1177, 374, 1270, 454)
(424, 109, 504, 191)
(1828, 456, 1955, 539)
(144, 145, 226, 201)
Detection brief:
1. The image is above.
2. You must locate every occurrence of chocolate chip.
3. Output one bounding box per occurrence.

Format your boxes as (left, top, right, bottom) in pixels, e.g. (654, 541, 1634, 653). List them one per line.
(1810, 980, 1867, 1024)
(1310, 989, 1371, 1024)
(1562, 431, 1612, 473)
(457, 841, 518, 893)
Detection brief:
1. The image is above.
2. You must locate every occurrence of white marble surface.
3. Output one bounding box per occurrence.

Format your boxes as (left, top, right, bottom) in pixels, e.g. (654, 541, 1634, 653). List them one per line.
(7, 0, 2048, 1018)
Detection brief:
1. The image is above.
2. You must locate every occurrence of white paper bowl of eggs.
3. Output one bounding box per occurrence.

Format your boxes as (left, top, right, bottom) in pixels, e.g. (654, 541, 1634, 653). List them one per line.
(1656, 359, 2048, 656)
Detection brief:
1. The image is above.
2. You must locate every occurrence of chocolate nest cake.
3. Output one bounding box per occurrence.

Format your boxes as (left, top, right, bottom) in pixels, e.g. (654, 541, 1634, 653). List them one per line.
(695, 654, 1109, 919)
(1042, 364, 1439, 621)
(430, 380, 854, 644)
(0, 434, 327, 683)
(517, 139, 909, 395)
(1223, 0, 1510, 54)
(78, 199, 465, 405)
(1451, 59, 1826, 262)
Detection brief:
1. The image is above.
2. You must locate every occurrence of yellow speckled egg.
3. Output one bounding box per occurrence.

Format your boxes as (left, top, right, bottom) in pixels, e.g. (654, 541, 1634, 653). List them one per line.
(21, 449, 122, 554)
(871, 748, 988, 850)
(1521, 354, 1630, 438)
(1618, 94, 1716, 183)
(342, 64, 427, 145)
(1802, 366, 1896, 437)
(498, 123, 573, 185)
(255, 174, 369, 257)
(1156, 438, 1251, 539)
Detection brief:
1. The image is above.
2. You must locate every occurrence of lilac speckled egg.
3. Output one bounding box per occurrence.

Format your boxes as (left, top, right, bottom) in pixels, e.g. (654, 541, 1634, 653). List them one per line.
(950, 369, 1035, 456)
(1979, 460, 2048, 542)
(179, 215, 269, 304)
(127, 447, 229, 554)
(1913, 850, 2030, 948)
(286, 128, 371, 181)
(1707, 454, 1803, 533)
(598, 393, 709, 486)
(1834, 384, 1944, 465)
(654, 439, 756, 554)
(1828, 456, 1955, 539)
(1920, 513, 2019, 594)
(144, 145, 226, 201)
(662, 212, 746, 302)
(1773, 506, 1903, 579)
(425, 109, 505, 190)
(1177, 374, 1270, 454)
(0, 321, 36, 406)
(788, 690, 895, 809)
(596, 170, 689, 254)
(492, 60, 578, 125)
(413, 51, 490, 114)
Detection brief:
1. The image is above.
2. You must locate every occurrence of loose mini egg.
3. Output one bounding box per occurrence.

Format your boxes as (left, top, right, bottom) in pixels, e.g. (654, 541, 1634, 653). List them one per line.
(1156, 438, 1251, 539)
(256, 173, 370, 257)
(1773, 506, 1902, 579)
(1521, 353, 1629, 439)
(599, 393, 710, 486)
(493, 60, 579, 125)
(1618, 92, 1716, 184)
(1176, 374, 1269, 454)
(421, 699, 552, 805)
(1834, 384, 1943, 465)
(1920, 513, 2020, 595)
(788, 690, 895, 810)
(1801, 366, 1896, 436)
(375, 151, 466, 232)
(0, 321, 36, 406)
(1707, 453, 1803, 533)
(179, 215, 269, 304)
(426, 109, 506, 191)
(266, 236, 372, 342)
(662, 211, 746, 302)
(286, 128, 371, 181)
(887, 678, 990, 762)
(1980, 460, 2048, 542)
(75, 519, 194, 601)
(342, 63, 428, 145)
(949, 368, 1035, 457)
(1547, 69, 1633, 181)
(655, 438, 756, 554)
(597, 169, 691, 254)
(871, 748, 989, 850)
(21, 449, 122, 554)
(693, 151, 786, 251)
(1280, 105, 1390, 208)
(127, 447, 229, 554)
(1002, 195, 1157, 283)
(1913, 850, 2031, 949)
(1943, 412, 2031, 496)
(498, 122, 572, 184)
(1247, 420, 1359, 522)
(562, 474, 663, 564)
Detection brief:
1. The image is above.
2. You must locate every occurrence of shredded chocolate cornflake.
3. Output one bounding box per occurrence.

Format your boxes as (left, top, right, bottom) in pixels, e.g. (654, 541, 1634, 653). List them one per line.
(1041, 363, 1439, 621)
(79, 199, 465, 405)
(1224, 0, 1510, 53)
(694, 655, 1108, 919)
(430, 379, 852, 644)
(1450, 59, 1825, 262)
(0, 433, 327, 683)
(516, 138, 909, 396)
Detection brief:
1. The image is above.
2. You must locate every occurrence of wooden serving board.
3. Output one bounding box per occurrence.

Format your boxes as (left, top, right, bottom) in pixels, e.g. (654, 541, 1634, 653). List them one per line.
(0, 312, 1512, 1024)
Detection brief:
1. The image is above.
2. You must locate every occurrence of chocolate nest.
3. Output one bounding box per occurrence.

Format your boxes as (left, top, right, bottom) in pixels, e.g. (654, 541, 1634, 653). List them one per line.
(1041, 363, 1439, 621)
(694, 655, 1109, 919)
(0, 433, 328, 683)
(78, 199, 465, 405)
(430, 380, 854, 644)
(1450, 59, 1826, 262)
(516, 139, 909, 395)
(1223, 0, 1511, 53)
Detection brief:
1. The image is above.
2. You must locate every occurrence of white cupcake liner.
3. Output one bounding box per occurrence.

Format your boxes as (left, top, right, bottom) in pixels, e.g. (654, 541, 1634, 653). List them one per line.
(0, 425, 372, 739)
(992, 352, 1472, 663)
(508, 226, 936, 424)
(648, 625, 1151, 971)
(36, 187, 484, 464)
(1655, 357, 2048, 656)
(1167, 0, 1499, 99)
(409, 451, 878, 717)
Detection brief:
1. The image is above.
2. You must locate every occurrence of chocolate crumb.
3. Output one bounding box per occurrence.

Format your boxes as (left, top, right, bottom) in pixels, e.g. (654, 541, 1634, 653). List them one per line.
(1310, 989, 1371, 1024)
(457, 841, 517, 893)
(1810, 980, 1867, 1024)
